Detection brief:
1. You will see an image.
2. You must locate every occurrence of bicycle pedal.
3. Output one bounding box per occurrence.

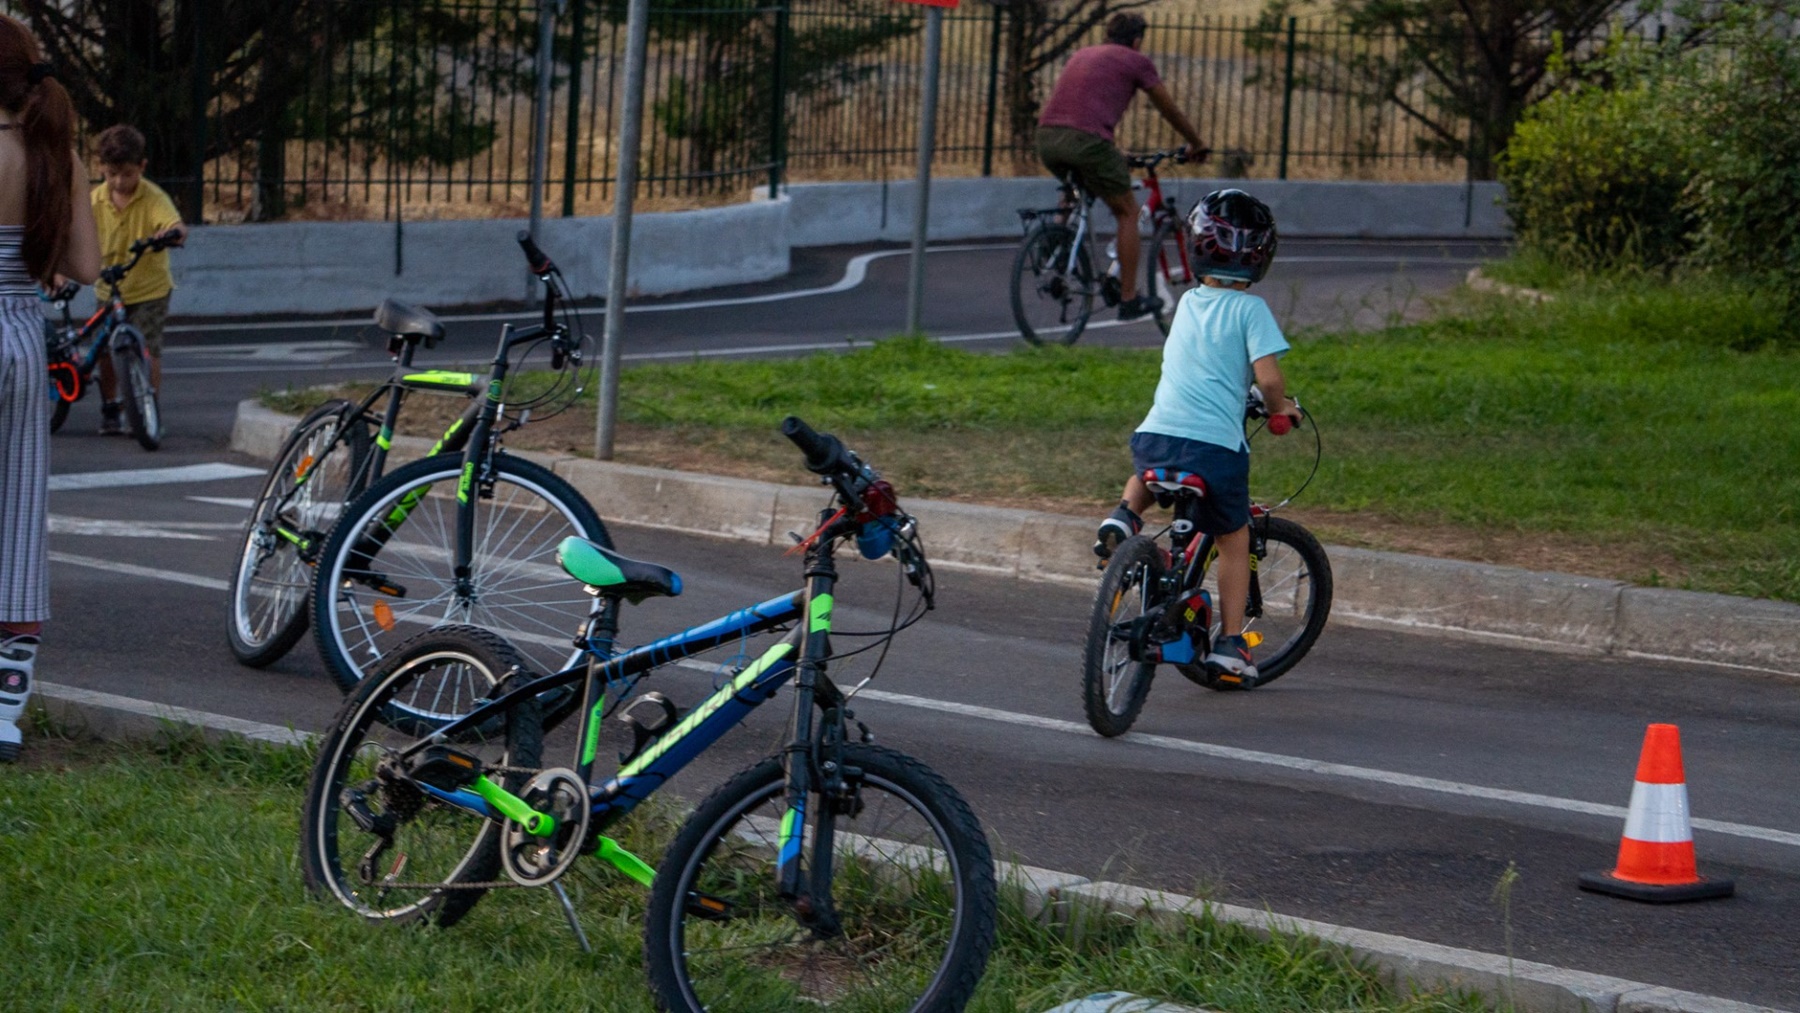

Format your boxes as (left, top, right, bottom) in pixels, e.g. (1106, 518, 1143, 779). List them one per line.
(405, 744, 484, 791)
(685, 891, 735, 922)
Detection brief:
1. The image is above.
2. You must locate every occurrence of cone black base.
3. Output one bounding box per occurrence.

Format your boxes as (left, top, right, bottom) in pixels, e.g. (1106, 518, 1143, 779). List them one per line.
(1578, 870, 1735, 903)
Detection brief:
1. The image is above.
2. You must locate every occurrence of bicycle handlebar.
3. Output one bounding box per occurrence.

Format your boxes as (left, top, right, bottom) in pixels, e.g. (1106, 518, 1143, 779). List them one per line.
(516, 230, 556, 277)
(1247, 385, 1303, 434)
(782, 416, 852, 477)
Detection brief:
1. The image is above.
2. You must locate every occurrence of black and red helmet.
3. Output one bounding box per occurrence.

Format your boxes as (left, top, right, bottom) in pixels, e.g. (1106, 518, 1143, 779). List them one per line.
(1187, 188, 1278, 284)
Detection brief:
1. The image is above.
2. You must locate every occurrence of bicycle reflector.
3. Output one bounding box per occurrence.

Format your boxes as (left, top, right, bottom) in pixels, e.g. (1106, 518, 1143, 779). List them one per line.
(372, 599, 396, 632)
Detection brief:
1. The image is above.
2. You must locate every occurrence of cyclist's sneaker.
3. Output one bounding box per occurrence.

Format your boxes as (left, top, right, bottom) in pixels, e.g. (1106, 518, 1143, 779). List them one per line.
(1205, 633, 1260, 689)
(1100, 275, 1123, 307)
(1093, 504, 1143, 561)
(98, 402, 123, 436)
(1117, 294, 1163, 322)
(0, 633, 38, 763)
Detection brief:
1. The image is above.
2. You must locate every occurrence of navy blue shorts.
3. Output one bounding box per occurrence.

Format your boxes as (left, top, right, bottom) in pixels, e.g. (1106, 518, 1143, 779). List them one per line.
(1129, 431, 1251, 536)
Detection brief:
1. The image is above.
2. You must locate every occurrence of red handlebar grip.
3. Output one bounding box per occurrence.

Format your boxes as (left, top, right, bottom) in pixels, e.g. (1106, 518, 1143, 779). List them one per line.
(1267, 413, 1293, 436)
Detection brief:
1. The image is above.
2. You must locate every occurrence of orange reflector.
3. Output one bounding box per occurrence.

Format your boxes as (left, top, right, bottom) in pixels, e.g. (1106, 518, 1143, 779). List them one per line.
(1243, 631, 1264, 648)
(698, 897, 727, 913)
(294, 454, 314, 482)
(372, 600, 396, 631)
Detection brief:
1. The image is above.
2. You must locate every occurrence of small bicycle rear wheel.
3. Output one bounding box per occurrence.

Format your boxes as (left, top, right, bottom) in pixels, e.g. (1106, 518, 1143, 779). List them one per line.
(299, 625, 543, 927)
(644, 744, 997, 1012)
(1082, 535, 1167, 736)
(1011, 221, 1094, 347)
(1195, 516, 1333, 687)
(112, 327, 161, 450)
(228, 399, 372, 667)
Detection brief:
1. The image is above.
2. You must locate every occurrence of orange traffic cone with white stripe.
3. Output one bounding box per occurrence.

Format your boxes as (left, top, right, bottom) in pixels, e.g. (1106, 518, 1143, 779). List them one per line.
(1579, 723, 1733, 903)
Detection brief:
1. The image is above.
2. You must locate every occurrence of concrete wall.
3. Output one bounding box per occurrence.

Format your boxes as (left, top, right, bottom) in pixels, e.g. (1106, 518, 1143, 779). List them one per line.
(762, 178, 1510, 246)
(165, 197, 791, 317)
(143, 177, 1505, 318)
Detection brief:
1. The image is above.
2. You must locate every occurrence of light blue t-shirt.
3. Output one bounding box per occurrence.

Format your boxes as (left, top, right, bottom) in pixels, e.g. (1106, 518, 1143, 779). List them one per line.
(1137, 285, 1289, 452)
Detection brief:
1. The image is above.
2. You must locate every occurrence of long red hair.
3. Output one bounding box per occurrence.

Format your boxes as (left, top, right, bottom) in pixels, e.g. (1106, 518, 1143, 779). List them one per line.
(0, 16, 76, 285)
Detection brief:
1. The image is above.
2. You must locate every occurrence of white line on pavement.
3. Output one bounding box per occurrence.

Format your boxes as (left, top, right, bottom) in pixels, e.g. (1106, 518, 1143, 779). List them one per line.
(48, 462, 264, 491)
(48, 516, 236, 540)
(48, 551, 230, 591)
(188, 496, 257, 510)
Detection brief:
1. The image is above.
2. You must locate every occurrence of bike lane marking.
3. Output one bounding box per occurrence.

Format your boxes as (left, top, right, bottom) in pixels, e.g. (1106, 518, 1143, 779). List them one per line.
(47, 462, 264, 491)
(37, 547, 1800, 851)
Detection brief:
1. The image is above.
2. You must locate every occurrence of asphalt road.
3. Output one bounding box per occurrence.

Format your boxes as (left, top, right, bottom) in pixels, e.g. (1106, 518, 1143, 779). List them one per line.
(32, 239, 1800, 1008)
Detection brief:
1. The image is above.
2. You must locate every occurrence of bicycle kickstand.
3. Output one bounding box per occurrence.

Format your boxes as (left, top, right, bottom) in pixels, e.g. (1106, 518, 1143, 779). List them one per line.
(550, 880, 593, 953)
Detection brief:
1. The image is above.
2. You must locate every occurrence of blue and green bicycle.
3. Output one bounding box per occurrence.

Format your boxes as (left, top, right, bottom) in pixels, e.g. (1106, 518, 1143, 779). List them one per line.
(299, 417, 998, 1011)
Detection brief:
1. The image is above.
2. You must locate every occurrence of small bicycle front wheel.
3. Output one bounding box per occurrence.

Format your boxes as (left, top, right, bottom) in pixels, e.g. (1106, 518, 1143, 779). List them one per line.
(1145, 219, 1199, 336)
(1011, 221, 1095, 347)
(111, 328, 161, 450)
(1082, 535, 1167, 736)
(644, 744, 997, 1012)
(1196, 515, 1333, 687)
(299, 625, 543, 927)
(227, 400, 372, 667)
(311, 452, 611, 694)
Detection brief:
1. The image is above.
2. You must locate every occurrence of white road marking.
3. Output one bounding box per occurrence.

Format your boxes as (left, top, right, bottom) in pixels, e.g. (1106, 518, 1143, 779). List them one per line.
(48, 462, 264, 491)
(164, 340, 361, 362)
(188, 496, 257, 510)
(48, 516, 235, 540)
(36, 681, 312, 748)
(65, 552, 1787, 853)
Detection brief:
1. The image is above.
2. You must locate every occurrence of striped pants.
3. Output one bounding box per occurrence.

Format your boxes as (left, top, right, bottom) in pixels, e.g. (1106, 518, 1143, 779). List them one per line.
(0, 295, 49, 623)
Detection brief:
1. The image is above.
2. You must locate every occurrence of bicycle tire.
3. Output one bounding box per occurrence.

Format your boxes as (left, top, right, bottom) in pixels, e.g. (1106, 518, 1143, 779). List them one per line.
(1192, 516, 1332, 688)
(111, 327, 161, 450)
(300, 625, 543, 927)
(1082, 535, 1167, 737)
(1010, 221, 1094, 347)
(311, 452, 611, 694)
(644, 743, 997, 1012)
(227, 400, 372, 667)
(47, 370, 71, 433)
(1145, 219, 1199, 337)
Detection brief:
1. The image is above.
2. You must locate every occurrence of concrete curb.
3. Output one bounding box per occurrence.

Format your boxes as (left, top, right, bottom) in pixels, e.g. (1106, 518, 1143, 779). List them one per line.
(27, 687, 1790, 1013)
(232, 400, 1800, 677)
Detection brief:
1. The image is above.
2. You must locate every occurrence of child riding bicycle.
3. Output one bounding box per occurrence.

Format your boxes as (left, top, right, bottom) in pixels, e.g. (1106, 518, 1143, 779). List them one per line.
(1093, 188, 1298, 683)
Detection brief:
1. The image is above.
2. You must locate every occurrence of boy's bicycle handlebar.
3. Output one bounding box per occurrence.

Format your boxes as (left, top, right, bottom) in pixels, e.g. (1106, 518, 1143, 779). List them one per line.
(97, 233, 181, 287)
(1247, 386, 1303, 435)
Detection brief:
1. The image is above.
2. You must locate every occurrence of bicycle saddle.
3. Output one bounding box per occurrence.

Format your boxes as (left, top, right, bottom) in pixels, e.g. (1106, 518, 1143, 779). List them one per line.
(556, 537, 683, 601)
(1142, 468, 1208, 496)
(373, 298, 446, 347)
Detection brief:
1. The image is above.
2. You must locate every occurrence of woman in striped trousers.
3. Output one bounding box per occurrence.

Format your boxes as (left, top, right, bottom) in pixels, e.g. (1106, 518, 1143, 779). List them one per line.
(0, 15, 100, 761)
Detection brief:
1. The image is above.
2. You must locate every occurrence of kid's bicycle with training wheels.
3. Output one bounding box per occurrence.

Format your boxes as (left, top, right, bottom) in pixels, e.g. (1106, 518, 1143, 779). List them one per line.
(228, 233, 610, 689)
(1082, 391, 1333, 737)
(300, 416, 998, 1011)
(1010, 148, 1201, 346)
(42, 234, 178, 450)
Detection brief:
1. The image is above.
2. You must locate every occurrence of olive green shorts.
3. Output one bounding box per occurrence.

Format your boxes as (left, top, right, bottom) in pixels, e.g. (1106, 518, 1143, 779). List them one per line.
(124, 296, 169, 357)
(1035, 126, 1133, 198)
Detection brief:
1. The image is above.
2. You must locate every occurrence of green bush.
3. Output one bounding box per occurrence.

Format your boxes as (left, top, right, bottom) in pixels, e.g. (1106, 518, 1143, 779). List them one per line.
(1500, 41, 1695, 271)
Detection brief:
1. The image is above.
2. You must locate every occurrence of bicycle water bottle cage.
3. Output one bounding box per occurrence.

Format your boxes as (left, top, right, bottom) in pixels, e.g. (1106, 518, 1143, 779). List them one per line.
(374, 298, 447, 348)
(617, 692, 684, 765)
(555, 536, 683, 602)
(1142, 468, 1208, 509)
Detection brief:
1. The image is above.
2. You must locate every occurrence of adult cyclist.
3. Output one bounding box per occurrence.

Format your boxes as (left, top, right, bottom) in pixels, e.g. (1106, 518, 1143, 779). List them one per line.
(1035, 11, 1210, 322)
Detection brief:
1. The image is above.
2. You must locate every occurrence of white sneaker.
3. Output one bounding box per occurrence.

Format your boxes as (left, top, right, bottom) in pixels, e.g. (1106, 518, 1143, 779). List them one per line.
(0, 633, 37, 762)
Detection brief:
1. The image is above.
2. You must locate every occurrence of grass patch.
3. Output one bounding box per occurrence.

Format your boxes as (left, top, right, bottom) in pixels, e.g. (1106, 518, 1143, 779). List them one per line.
(273, 267, 1800, 601)
(2, 724, 1482, 1012)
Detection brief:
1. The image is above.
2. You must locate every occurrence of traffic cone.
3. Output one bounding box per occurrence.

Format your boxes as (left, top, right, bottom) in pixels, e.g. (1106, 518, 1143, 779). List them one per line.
(1578, 723, 1733, 903)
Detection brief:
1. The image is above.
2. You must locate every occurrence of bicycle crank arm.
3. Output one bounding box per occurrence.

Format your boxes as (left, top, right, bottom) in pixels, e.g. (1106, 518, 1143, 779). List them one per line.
(471, 775, 557, 837)
(595, 835, 655, 886)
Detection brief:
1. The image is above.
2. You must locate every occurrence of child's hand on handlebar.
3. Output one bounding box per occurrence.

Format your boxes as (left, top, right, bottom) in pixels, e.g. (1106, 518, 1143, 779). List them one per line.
(152, 225, 187, 249)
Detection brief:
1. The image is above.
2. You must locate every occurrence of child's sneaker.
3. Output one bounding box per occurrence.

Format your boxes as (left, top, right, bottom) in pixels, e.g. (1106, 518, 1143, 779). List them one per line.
(98, 401, 123, 436)
(0, 633, 38, 762)
(1204, 633, 1260, 689)
(1093, 504, 1143, 561)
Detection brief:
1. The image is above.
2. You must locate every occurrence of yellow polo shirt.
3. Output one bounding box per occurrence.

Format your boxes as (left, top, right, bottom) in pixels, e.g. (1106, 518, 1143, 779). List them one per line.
(91, 178, 182, 305)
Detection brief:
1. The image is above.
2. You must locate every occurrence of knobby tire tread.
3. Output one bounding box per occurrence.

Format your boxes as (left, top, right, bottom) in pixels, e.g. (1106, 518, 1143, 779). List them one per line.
(1082, 535, 1165, 736)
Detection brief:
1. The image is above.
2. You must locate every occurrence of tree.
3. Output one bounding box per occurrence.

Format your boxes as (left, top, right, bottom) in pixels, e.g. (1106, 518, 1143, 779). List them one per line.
(999, 0, 1156, 167)
(1249, 0, 1645, 179)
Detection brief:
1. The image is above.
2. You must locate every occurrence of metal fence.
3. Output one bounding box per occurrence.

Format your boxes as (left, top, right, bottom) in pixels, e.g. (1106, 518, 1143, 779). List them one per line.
(7, 0, 1487, 223)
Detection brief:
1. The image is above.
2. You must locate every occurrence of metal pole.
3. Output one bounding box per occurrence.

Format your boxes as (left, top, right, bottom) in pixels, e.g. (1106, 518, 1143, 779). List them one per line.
(562, 0, 586, 218)
(981, 3, 1001, 178)
(905, 6, 943, 335)
(597, 0, 652, 460)
(528, 0, 562, 250)
(769, 0, 790, 199)
(1277, 16, 1296, 181)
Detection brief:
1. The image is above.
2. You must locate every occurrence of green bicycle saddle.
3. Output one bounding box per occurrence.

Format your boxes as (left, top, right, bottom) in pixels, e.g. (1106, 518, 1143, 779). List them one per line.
(556, 537, 683, 600)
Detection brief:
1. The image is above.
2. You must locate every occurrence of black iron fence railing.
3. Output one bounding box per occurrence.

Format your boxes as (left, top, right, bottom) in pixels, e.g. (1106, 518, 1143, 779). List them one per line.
(5, 0, 1528, 223)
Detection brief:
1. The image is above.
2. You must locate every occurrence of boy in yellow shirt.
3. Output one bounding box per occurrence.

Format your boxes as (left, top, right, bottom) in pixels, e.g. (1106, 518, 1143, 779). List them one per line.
(90, 124, 184, 435)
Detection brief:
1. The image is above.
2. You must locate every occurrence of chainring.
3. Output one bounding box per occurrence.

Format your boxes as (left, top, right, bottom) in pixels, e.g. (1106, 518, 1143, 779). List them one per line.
(500, 767, 590, 888)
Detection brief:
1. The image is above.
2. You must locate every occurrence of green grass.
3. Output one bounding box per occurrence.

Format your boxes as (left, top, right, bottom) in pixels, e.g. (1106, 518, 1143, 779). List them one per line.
(270, 265, 1800, 601)
(1, 724, 1483, 1012)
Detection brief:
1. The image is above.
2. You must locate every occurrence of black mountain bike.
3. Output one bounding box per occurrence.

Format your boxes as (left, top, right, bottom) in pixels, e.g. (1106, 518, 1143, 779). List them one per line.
(300, 417, 998, 1012)
(42, 234, 177, 450)
(228, 234, 610, 689)
(1082, 393, 1334, 737)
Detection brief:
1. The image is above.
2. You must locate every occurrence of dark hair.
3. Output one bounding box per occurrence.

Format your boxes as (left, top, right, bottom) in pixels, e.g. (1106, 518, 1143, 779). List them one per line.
(1105, 12, 1148, 47)
(0, 16, 75, 285)
(96, 123, 147, 166)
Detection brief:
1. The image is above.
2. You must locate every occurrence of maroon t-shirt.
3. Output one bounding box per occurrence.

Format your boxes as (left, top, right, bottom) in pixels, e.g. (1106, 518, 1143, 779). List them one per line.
(1037, 43, 1162, 142)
